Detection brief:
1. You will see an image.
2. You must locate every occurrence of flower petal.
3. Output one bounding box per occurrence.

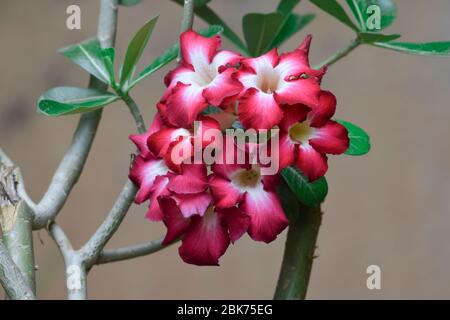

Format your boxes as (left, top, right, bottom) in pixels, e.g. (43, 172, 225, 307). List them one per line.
(309, 91, 337, 127)
(241, 48, 279, 74)
(145, 176, 170, 221)
(309, 121, 349, 155)
(275, 77, 320, 108)
(148, 127, 190, 158)
(179, 210, 230, 266)
(164, 82, 208, 127)
(211, 50, 241, 71)
(180, 30, 221, 69)
(279, 105, 309, 132)
(129, 114, 164, 157)
(167, 164, 208, 194)
(238, 88, 284, 129)
(296, 144, 328, 181)
(203, 69, 243, 106)
(159, 197, 191, 245)
(209, 175, 243, 208)
(172, 192, 213, 218)
(273, 132, 297, 169)
(218, 207, 250, 243)
(241, 185, 288, 243)
(129, 156, 169, 204)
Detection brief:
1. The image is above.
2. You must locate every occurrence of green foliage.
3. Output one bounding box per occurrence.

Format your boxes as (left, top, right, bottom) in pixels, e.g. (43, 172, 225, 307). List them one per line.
(59, 38, 111, 84)
(373, 41, 450, 56)
(243, 12, 285, 56)
(336, 120, 371, 156)
(310, 0, 358, 31)
(346, 0, 397, 31)
(270, 13, 315, 48)
(120, 16, 159, 88)
(37, 87, 119, 116)
(118, 0, 144, 6)
(281, 167, 328, 207)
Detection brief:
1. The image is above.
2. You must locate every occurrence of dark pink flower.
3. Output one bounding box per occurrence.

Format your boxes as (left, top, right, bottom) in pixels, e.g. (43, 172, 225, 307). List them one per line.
(236, 35, 324, 130)
(277, 91, 349, 181)
(160, 30, 243, 127)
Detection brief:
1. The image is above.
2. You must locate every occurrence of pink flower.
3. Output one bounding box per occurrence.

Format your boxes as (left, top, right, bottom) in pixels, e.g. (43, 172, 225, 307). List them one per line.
(160, 30, 243, 128)
(236, 35, 324, 130)
(277, 91, 349, 181)
(159, 196, 249, 266)
(209, 145, 288, 243)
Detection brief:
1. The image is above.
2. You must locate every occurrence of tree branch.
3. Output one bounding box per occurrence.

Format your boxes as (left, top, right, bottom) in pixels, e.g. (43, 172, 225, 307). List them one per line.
(81, 180, 137, 269)
(0, 240, 35, 300)
(314, 37, 361, 70)
(96, 237, 170, 265)
(32, 0, 119, 230)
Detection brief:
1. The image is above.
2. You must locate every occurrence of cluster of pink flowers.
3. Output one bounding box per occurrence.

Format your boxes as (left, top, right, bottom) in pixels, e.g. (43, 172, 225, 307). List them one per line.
(129, 30, 349, 265)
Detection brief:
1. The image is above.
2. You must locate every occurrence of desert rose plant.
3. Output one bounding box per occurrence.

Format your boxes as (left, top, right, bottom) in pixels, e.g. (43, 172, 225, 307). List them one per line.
(1, 0, 449, 300)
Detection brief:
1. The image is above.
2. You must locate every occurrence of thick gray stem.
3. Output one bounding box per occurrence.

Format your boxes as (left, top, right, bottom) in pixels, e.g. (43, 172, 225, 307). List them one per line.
(0, 164, 36, 296)
(0, 241, 35, 300)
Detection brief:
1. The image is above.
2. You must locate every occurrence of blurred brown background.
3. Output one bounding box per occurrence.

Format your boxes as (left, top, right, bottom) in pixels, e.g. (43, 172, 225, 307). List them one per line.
(1, 0, 450, 299)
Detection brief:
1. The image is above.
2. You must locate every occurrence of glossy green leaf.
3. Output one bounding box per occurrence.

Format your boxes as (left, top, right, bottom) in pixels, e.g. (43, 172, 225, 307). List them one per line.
(310, 0, 358, 31)
(281, 167, 328, 207)
(270, 13, 315, 48)
(120, 16, 159, 87)
(277, 180, 301, 223)
(346, 0, 397, 31)
(37, 87, 119, 116)
(243, 12, 284, 56)
(171, 0, 248, 54)
(119, 0, 143, 6)
(336, 120, 371, 156)
(359, 32, 400, 44)
(59, 38, 110, 83)
(100, 48, 116, 87)
(373, 41, 450, 56)
(129, 25, 223, 91)
(277, 0, 301, 16)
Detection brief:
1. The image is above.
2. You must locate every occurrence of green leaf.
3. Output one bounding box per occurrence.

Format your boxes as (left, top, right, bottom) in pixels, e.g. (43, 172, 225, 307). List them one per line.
(359, 32, 400, 44)
(310, 0, 358, 31)
(59, 38, 110, 84)
(281, 167, 328, 207)
(373, 41, 450, 56)
(346, 0, 397, 31)
(100, 48, 116, 87)
(171, 0, 248, 54)
(336, 119, 371, 156)
(37, 87, 119, 116)
(201, 105, 221, 115)
(277, 180, 301, 223)
(270, 13, 315, 48)
(120, 16, 159, 87)
(129, 25, 223, 91)
(243, 12, 285, 56)
(119, 0, 143, 6)
(277, 0, 301, 16)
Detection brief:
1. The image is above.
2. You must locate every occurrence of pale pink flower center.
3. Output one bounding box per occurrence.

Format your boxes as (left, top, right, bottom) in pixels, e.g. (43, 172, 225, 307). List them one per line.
(289, 121, 314, 144)
(256, 68, 281, 94)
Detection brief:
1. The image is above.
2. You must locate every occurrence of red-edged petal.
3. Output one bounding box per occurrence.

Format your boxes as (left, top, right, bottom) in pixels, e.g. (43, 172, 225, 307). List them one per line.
(179, 209, 230, 266)
(309, 91, 337, 127)
(164, 135, 194, 173)
(309, 121, 349, 155)
(194, 115, 222, 147)
(172, 192, 212, 218)
(279, 105, 309, 132)
(129, 156, 169, 204)
(296, 144, 328, 181)
(159, 197, 191, 245)
(212, 50, 241, 71)
(238, 88, 283, 129)
(274, 132, 297, 169)
(241, 48, 279, 74)
(276, 47, 324, 80)
(203, 69, 243, 106)
(241, 185, 288, 243)
(209, 175, 243, 208)
(180, 30, 221, 70)
(167, 163, 208, 194)
(165, 82, 208, 127)
(274, 77, 320, 108)
(145, 176, 170, 221)
(148, 127, 190, 158)
(218, 207, 250, 243)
